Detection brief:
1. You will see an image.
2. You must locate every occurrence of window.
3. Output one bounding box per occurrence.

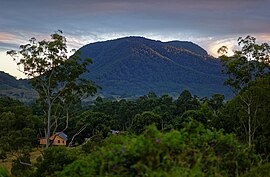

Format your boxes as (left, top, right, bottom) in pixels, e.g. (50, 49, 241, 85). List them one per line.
(58, 140, 60, 143)
(63, 141, 64, 144)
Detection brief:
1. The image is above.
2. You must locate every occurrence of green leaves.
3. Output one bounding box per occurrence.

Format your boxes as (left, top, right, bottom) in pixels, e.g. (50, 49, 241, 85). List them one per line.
(131, 111, 162, 134)
(218, 36, 270, 92)
(58, 122, 259, 177)
(34, 147, 77, 177)
(7, 31, 97, 148)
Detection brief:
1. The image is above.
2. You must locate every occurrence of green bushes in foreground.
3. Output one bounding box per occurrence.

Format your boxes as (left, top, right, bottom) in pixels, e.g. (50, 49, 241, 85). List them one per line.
(57, 120, 260, 177)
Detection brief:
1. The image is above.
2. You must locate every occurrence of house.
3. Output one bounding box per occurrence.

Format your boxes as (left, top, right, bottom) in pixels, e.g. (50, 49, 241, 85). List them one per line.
(40, 132, 68, 146)
(110, 130, 120, 134)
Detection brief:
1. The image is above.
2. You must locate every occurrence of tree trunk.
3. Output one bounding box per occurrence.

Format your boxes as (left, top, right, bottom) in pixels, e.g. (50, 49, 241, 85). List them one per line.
(248, 104, 251, 147)
(46, 101, 52, 148)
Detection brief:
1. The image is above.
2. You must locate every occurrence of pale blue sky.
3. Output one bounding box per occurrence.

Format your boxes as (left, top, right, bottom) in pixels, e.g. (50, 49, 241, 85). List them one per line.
(1, 0, 270, 78)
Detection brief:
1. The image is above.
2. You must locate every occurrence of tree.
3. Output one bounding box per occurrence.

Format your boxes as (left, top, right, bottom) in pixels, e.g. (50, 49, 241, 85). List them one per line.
(0, 98, 41, 153)
(175, 90, 200, 115)
(220, 75, 270, 149)
(218, 36, 270, 93)
(72, 111, 113, 145)
(34, 147, 76, 177)
(11, 153, 33, 177)
(208, 94, 225, 111)
(218, 36, 270, 147)
(7, 31, 97, 148)
(131, 111, 162, 134)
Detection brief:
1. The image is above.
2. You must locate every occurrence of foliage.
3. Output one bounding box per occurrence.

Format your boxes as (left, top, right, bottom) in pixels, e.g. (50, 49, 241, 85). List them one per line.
(81, 134, 104, 153)
(0, 71, 33, 102)
(175, 90, 200, 113)
(34, 147, 77, 177)
(131, 111, 162, 134)
(218, 36, 270, 92)
(73, 111, 114, 144)
(218, 75, 270, 155)
(208, 94, 225, 111)
(218, 36, 270, 149)
(0, 98, 42, 154)
(7, 31, 97, 148)
(241, 163, 270, 177)
(11, 153, 33, 177)
(78, 36, 231, 98)
(88, 90, 201, 134)
(58, 121, 259, 177)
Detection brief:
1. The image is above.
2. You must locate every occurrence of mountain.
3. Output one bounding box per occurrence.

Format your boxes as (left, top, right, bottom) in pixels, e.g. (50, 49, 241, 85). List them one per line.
(78, 36, 232, 98)
(0, 37, 232, 102)
(0, 71, 37, 102)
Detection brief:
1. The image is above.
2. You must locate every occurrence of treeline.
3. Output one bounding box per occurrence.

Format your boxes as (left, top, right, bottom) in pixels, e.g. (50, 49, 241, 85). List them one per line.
(69, 75, 270, 156)
(0, 73, 270, 176)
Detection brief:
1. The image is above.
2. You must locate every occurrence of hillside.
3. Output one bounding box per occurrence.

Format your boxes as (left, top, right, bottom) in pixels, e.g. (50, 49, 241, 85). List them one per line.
(0, 37, 232, 101)
(0, 71, 37, 102)
(79, 37, 232, 98)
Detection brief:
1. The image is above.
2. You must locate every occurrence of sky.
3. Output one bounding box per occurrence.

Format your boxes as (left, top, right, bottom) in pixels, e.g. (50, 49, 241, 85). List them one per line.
(1, 0, 270, 78)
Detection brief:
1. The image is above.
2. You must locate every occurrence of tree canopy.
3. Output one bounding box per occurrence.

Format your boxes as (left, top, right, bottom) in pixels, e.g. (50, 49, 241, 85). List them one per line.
(218, 36, 270, 93)
(7, 31, 97, 148)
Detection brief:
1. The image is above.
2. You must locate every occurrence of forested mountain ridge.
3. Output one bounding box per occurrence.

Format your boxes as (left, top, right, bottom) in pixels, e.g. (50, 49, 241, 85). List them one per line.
(0, 71, 27, 88)
(0, 71, 36, 102)
(78, 37, 232, 98)
(0, 37, 232, 102)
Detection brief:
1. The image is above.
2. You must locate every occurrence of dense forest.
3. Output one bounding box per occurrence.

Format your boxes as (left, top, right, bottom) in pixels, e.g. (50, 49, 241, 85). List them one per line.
(78, 36, 231, 98)
(0, 33, 270, 176)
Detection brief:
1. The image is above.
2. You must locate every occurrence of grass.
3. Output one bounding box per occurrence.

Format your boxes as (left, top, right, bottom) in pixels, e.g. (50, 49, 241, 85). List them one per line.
(0, 148, 42, 175)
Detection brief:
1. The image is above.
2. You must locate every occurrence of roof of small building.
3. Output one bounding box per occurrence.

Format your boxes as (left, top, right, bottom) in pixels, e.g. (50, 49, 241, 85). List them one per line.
(55, 132, 68, 141)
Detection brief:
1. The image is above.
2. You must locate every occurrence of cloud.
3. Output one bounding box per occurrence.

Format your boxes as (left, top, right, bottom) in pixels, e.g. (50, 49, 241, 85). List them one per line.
(1, 0, 270, 78)
(1, 0, 269, 36)
(257, 34, 270, 42)
(0, 32, 16, 41)
(0, 32, 22, 51)
(207, 38, 239, 57)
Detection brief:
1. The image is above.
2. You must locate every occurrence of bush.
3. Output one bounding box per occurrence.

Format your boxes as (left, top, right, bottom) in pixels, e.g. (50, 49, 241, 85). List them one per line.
(34, 147, 77, 177)
(81, 134, 104, 153)
(11, 153, 33, 177)
(241, 163, 270, 177)
(59, 120, 259, 177)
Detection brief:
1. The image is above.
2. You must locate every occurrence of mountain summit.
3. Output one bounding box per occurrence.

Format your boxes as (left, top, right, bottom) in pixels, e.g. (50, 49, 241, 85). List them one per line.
(79, 36, 231, 98)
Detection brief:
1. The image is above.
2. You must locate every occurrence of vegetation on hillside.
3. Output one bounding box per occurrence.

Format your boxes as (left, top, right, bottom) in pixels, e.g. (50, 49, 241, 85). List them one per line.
(78, 36, 232, 98)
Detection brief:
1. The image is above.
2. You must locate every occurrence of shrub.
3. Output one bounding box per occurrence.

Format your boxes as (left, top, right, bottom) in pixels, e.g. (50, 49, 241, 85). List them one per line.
(11, 153, 33, 177)
(59, 120, 259, 176)
(34, 147, 77, 177)
(241, 163, 270, 177)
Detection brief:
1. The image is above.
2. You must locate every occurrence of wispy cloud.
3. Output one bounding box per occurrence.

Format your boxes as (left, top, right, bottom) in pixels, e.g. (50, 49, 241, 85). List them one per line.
(1, 0, 270, 78)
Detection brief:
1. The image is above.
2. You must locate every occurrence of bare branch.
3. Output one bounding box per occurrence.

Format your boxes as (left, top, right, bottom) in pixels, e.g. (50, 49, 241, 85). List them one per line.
(68, 125, 88, 147)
